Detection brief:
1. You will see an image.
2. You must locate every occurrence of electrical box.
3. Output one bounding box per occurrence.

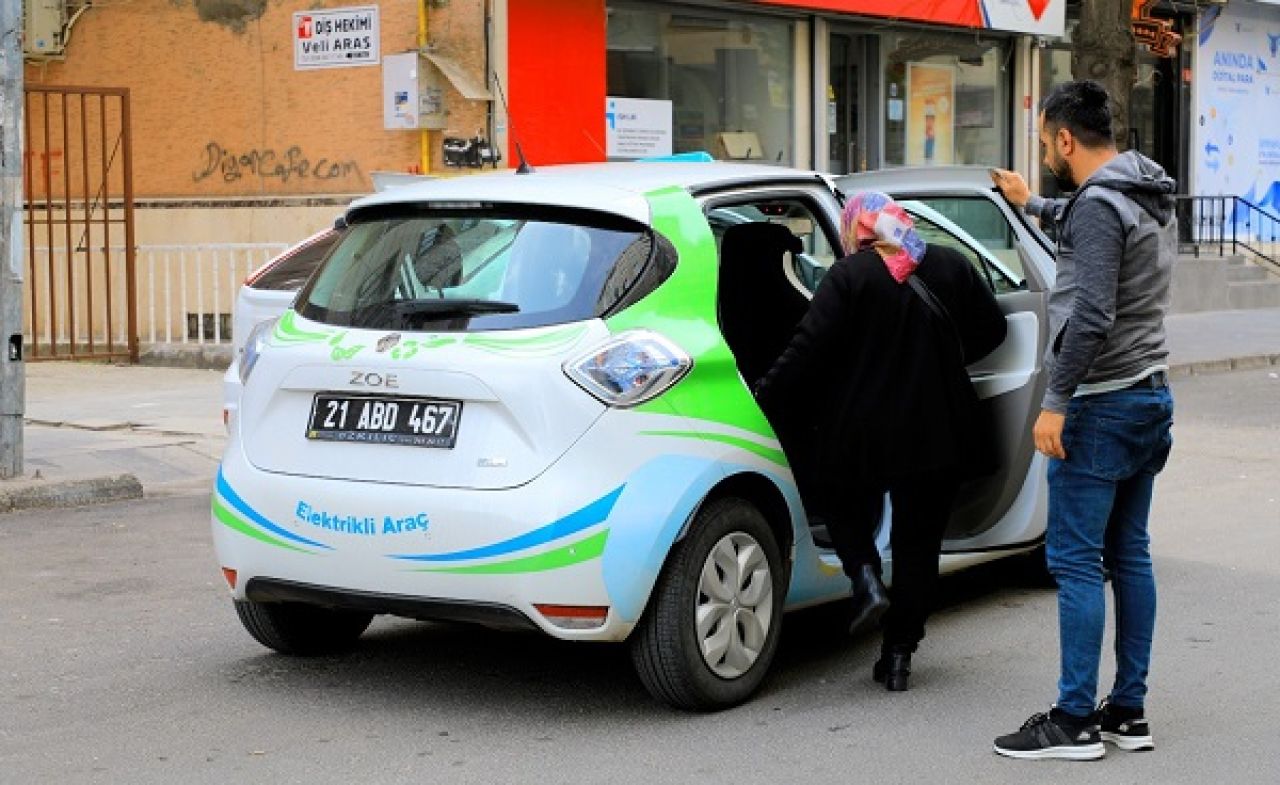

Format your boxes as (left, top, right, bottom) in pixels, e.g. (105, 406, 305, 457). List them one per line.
(382, 52, 448, 131)
(382, 50, 491, 132)
(23, 0, 67, 57)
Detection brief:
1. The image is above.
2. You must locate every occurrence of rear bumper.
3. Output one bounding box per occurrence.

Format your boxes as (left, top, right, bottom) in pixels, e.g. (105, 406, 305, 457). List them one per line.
(244, 577, 538, 632)
(211, 408, 757, 642)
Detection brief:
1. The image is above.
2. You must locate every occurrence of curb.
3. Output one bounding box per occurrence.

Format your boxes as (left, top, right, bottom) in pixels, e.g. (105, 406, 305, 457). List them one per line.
(1168, 354, 1280, 377)
(139, 343, 232, 371)
(0, 474, 145, 515)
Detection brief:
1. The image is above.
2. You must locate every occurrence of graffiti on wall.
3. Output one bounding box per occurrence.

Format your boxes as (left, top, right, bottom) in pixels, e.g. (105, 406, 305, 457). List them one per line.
(193, 142, 361, 185)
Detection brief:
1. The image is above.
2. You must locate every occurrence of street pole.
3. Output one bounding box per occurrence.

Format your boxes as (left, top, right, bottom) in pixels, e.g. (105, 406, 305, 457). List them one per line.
(1, 6, 25, 479)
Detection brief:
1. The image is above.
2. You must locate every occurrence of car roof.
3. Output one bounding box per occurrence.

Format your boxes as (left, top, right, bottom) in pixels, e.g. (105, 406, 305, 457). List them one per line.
(837, 165, 997, 193)
(346, 162, 827, 225)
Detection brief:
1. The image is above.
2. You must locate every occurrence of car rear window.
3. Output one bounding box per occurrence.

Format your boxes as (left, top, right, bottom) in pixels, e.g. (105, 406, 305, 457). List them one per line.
(249, 230, 341, 291)
(295, 206, 675, 332)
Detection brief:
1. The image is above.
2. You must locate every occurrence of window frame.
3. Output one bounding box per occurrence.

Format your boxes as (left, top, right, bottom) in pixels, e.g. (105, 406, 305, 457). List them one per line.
(700, 185, 844, 297)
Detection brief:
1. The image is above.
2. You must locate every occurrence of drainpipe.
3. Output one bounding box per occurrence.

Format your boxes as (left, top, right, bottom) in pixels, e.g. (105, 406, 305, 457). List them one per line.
(419, 0, 431, 174)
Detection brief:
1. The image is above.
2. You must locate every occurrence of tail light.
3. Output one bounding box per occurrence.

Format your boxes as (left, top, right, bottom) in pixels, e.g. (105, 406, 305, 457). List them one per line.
(563, 331, 692, 408)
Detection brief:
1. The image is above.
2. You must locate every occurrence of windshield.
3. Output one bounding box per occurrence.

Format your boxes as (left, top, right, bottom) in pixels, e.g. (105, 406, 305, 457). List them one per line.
(296, 207, 673, 332)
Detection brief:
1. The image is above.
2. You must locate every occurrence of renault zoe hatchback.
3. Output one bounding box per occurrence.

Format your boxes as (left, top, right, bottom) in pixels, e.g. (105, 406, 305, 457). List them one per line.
(214, 162, 1054, 710)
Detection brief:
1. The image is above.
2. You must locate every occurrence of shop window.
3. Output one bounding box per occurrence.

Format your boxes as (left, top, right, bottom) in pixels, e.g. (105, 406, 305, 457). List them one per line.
(1038, 47, 1075, 201)
(882, 32, 1010, 169)
(607, 3, 795, 164)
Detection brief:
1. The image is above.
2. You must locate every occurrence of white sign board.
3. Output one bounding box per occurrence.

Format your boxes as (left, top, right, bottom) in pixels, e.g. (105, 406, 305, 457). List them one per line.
(606, 97, 673, 159)
(980, 0, 1066, 37)
(1194, 2, 1280, 220)
(294, 6, 380, 70)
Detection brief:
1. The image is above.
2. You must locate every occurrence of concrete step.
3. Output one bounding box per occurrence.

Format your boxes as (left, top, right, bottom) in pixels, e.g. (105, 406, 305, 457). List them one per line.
(1172, 257, 1230, 313)
(1227, 280, 1280, 310)
(1226, 263, 1270, 283)
(1173, 252, 1280, 313)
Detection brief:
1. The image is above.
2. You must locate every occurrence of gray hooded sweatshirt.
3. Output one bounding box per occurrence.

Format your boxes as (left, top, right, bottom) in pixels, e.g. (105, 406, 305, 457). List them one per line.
(1025, 150, 1178, 413)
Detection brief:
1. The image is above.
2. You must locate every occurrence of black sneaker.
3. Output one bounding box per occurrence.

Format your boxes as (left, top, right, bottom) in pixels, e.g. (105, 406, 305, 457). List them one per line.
(993, 708, 1105, 761)
(1099, 699, 1155, 752)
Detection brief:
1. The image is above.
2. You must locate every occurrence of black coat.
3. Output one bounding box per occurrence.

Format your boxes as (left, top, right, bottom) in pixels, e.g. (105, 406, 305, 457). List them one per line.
(755, 244, 1008, 486)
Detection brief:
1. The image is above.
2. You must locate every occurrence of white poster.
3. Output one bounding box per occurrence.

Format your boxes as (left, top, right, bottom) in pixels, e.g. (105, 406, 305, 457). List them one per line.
(294, 6, 380, 70)
(1194, 2, 1280, 220)
(606, 97, 673, 159)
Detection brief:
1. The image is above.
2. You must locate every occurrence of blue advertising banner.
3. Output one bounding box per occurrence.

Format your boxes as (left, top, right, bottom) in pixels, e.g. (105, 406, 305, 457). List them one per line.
(1194, 2, 1280, 228)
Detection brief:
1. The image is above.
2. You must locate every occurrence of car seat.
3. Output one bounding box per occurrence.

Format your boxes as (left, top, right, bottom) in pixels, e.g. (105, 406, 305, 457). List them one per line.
(717, 222, 808, 388)
(718, 222, 823, 522)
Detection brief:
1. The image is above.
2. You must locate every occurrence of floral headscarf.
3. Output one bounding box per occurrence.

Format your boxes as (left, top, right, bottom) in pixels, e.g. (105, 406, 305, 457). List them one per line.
(840, 191, 927, 283)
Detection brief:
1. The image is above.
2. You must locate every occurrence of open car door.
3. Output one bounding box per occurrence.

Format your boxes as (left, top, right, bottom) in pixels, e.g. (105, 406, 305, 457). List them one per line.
(836, 169, 1053, 553)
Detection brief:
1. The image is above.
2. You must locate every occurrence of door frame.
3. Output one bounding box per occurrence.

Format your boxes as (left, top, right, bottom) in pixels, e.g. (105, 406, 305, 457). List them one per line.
(813, 21, 880, 175)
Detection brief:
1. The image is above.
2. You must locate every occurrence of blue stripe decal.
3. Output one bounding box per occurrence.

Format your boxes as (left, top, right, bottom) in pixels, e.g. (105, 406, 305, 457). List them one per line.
(389, 485, 625, 562)
(599, 456, 724, 622)
(215, 469, 333, 551)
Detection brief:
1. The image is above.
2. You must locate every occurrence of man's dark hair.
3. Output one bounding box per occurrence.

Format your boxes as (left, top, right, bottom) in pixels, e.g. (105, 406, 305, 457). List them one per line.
(1042, 80, 1114, 148)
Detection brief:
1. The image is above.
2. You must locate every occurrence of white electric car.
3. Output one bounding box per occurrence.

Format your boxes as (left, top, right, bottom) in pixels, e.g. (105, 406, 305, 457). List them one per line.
(213, 162, 1055, 710)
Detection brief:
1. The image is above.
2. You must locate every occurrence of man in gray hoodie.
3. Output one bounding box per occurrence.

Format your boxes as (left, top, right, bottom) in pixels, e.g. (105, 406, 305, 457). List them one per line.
(987, 80, 1177, 760)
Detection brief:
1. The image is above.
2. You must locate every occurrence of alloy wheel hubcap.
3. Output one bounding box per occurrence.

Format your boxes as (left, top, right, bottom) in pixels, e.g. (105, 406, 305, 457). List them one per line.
(696, 531, 774, 679)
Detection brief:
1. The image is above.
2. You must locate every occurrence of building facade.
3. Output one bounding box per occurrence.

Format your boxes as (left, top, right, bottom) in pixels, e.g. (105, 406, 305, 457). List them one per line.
(23, 1, 1068, 224)
(528, 0, 1066, 181)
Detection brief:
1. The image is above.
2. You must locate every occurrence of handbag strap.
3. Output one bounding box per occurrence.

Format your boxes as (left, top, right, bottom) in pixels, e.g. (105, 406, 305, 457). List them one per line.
(907, 274, 966, 366)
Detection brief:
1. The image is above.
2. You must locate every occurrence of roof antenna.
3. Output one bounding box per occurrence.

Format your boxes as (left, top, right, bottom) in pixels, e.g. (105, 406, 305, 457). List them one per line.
(492, 72, 534, 174)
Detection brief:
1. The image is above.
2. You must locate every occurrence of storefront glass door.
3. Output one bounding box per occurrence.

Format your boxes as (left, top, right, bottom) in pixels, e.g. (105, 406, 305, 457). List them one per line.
(828, 32, 870, 174)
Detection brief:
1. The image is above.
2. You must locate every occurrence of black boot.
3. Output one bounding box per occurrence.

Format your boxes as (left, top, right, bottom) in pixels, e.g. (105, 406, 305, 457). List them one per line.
(847, 564, 889, 636)
(873, 647, 912, 692)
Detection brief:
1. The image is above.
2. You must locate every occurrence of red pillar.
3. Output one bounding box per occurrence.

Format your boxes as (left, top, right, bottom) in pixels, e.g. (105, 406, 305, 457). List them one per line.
(507, 0, 607, 165)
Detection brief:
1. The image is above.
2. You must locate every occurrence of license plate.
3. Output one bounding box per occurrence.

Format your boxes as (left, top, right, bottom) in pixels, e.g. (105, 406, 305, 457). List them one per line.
(307, 394, 462, 448)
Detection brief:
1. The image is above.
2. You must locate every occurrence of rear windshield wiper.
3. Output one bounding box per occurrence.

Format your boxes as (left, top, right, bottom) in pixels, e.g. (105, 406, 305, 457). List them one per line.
(393, 298, 519, 316)
(349, 298, 519, 328)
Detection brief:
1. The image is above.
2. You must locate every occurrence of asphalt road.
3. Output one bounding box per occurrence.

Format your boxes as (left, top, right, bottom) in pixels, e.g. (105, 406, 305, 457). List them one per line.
(2, 369, 1277, 784)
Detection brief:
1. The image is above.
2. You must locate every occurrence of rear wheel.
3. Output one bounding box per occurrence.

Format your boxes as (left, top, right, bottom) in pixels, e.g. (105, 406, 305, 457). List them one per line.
(630, 497, 785, 710)
(234, 599, 374, 655)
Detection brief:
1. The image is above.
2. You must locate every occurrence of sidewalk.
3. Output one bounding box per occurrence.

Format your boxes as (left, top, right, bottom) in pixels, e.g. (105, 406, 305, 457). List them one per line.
(1, 365, 225, 512)
(1, 307, 1277, 514)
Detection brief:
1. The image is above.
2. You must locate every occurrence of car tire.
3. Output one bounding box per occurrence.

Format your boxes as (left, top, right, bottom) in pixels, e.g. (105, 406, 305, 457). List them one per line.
(629, 497, 785, 711)
(234, 600, 374, 655)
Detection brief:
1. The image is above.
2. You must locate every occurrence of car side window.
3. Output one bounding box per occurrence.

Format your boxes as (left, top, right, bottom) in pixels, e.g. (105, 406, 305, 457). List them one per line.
(706, 198, 839, 293)
(909, 212, 1022, 295)
(905, 196, 1028, 293)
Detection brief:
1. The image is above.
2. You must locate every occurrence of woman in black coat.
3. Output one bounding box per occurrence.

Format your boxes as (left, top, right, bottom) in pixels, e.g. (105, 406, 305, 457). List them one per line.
(754, 191, 1007, 691)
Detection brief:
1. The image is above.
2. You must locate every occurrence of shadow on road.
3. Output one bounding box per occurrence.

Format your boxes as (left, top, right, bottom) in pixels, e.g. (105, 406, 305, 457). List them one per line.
(213, 557, 1054, 717)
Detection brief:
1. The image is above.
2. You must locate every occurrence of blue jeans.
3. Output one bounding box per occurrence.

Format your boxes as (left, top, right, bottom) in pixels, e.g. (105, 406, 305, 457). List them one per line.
(1046, 385, 1174, 717)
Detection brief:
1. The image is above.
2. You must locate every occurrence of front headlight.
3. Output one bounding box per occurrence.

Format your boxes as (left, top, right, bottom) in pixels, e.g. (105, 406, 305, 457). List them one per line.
(239, 318, 277, 386)
(563, 330, 692, 407)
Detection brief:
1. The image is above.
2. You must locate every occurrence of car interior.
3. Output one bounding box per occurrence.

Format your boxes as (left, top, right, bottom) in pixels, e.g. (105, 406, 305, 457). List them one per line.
(711, 192, 1045, 550)
(716, 221, 809, 389)
(715, 217, 836, 545)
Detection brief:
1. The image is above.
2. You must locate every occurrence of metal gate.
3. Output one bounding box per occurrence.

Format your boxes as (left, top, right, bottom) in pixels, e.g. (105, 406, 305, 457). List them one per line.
(23, 85, 137, 362)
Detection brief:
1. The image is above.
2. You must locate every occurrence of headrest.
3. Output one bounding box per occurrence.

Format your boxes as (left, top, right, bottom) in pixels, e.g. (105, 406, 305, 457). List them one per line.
(721, 222, 803, 258)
